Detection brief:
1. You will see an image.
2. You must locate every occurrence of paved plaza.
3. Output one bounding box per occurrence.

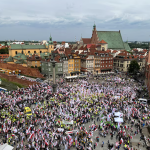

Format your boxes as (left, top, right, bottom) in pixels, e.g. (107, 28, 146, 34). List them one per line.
(0, 73, 149, 150)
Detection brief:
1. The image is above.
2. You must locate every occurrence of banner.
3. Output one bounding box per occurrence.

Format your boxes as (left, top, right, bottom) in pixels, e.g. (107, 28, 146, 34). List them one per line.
(62, 120, 73, 125)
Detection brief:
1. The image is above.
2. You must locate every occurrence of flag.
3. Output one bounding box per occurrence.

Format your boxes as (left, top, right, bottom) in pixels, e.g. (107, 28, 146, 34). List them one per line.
(21, 139, 23, 147)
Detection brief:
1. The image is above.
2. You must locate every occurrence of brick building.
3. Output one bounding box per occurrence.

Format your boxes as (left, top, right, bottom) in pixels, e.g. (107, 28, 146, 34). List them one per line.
(0, 54, 9, 63)
(79, 24, 131, 51)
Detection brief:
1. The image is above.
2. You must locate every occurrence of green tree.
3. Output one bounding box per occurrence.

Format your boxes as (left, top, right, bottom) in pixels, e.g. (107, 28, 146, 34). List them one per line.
(37, 66, 41, 72)
(0, 48, 8, 54)
(128, 60, 140, 74)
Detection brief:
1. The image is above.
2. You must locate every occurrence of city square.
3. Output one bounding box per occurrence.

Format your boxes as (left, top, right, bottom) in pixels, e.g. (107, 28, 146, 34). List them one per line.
(0, 73, 149, 150)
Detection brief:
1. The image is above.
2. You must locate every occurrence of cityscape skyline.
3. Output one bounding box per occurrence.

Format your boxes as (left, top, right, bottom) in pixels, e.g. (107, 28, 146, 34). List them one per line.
(1, 0, 150, 41)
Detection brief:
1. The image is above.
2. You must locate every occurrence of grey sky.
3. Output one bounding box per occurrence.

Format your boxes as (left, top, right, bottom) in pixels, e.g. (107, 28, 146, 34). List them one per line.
(1, 0, 150, 41)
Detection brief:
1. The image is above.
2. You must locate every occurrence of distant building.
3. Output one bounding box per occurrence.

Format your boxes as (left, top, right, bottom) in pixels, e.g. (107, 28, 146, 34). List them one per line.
(114, 50, 145, 72)
(9, 35, 54, 57)
(79, 24, 131, 51)
(27, 54, 42, 68)
(41, 55, 63, 77)
(0, 54, 9, 63)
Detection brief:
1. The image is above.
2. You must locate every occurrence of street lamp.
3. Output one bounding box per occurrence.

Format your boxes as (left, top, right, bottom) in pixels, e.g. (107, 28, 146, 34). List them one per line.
(51, 60, 57, 93)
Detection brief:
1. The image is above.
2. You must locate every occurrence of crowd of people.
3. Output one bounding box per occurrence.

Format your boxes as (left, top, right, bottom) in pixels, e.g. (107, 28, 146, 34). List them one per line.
(0, 73, 149, 150)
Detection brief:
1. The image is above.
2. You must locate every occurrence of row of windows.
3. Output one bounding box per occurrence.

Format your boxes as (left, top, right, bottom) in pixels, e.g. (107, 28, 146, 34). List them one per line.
(87, 65, 93, 68)
(69, 64, 79, 67)
(101, 65, 112, 67)
(15, 51, 42, 54)
(43, 68, 62, 72)
(101, 61, 113, 63)
(87, 60, 93, 63)
(75, 68, 79, 70)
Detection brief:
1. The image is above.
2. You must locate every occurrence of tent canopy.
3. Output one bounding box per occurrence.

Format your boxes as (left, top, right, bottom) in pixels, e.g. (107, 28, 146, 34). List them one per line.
(0, 143, 14, 150)
(114, 112, 123, 117)
(114, 117, 123, 123)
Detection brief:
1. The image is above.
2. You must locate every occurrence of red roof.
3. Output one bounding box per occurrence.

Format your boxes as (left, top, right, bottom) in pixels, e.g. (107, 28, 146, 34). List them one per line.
(87, 44, 92, 49)
(106, 49, 111, 53)
(99, 40, 107, 44)
(112, 50, 118, 53)
(82, 38, 91, 44)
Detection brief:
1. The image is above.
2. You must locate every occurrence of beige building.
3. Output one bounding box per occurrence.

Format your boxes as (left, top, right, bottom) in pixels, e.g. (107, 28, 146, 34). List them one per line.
(9, 35, 54, 57)
(113, 50, 145, 72)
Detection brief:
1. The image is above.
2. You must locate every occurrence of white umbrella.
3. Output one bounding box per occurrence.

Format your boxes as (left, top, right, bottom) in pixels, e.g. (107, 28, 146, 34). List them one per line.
(114, 117, 123, 123)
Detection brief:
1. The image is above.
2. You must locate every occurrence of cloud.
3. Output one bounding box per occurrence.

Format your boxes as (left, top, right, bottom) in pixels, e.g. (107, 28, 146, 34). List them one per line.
(0, 0, 150, 40)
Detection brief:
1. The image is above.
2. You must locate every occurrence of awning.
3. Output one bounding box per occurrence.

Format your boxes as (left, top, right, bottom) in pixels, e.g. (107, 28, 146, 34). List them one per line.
(0, 143, 14, 150)
(70, 71, 80, 74)
(114, 112, 123, 117)
(101, 69, 112, 71)
(114, 117, 123, 122)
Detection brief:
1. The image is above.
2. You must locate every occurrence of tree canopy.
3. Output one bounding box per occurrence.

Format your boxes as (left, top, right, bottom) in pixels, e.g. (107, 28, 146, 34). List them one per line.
(128, 60, 140, 74)
(0, 48, 8, 54)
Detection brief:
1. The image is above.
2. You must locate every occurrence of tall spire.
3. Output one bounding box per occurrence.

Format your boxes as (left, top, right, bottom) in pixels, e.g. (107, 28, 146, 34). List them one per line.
(93, 22, 96, 30)
(49, 34, 53, 45)
(49, 34, 52, 41)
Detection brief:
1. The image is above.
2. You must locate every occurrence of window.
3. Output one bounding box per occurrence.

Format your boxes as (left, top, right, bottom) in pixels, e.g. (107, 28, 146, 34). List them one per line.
(48, 63, 50, 66)
(49, 68, 51, 71)
(75, 64, 76, 66)
(28, 51, 30, 53)
(34, 51, 36, 54)
(35, 61, 37, 63)
(15, 51, 17, 54)
(40, 51, 42, 53)
(102, 47, 105, 51)
(106, 65, 107, 67)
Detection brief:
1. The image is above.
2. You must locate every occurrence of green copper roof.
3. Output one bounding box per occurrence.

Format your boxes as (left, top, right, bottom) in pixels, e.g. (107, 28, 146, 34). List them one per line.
(48, 34, 53, 45)
(97, 31, 126, 50)
(40, 52, 51, 59)
(13, 53, 27, 60)
(10, 44, 47, 49)
(124, 42, 131, 51)
(15, 59, 27, 64)
(4, 56, 14, 62)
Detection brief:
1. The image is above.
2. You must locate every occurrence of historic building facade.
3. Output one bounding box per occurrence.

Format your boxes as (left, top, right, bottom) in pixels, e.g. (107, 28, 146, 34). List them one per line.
(9, 35, 54, 57)
(79, 24, 131, 51)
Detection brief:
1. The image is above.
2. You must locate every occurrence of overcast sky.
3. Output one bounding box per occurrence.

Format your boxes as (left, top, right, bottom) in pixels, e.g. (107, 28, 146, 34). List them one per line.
(1, 0, 150, 41)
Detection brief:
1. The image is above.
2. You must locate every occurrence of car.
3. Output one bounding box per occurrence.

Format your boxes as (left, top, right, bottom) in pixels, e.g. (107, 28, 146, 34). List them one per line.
(24, 107, 32, 116)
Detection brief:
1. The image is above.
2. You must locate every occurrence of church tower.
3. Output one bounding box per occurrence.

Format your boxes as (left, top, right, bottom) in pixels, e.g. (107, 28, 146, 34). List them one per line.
(48, 34, 54, 53)
(91, 23, 99, 44)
